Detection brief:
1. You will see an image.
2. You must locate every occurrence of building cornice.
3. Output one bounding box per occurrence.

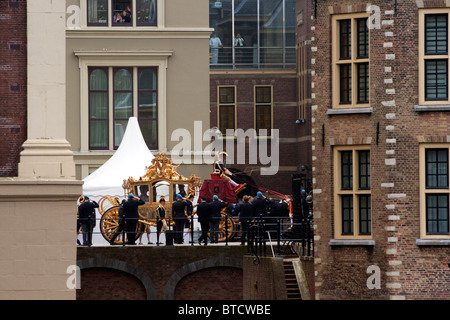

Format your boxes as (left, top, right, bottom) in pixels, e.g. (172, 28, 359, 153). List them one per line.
(66, 28, 213, 39)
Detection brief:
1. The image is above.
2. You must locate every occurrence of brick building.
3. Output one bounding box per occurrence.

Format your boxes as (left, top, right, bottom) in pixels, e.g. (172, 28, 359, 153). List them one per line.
(311, 0, 450, 299)
(0, 0, 27, 177)
(209, 0, 312, 196)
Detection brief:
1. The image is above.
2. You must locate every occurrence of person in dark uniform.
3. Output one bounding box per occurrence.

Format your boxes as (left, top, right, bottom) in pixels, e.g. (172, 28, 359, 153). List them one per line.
(300, 189, 311, 220)
(109, 199, 126, 245)
(156, 197, 167, 245)
(184, 194, 195, 243)
(239, 195, 254, 245)
(122, 193, 145, 245)
(196, 196, 211, 245)
(213, 152, 240, 188)
(77, 195, 99, 246)
(172, 194, 187, 244)
(209, 195, 227, 243)
(252, 191, 269, 218)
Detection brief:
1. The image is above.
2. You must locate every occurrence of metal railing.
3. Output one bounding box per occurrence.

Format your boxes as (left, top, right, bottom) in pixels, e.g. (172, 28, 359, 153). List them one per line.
(247, 214, 314, 264)
(210, 46, 296, 70)
(77, 213, 313, 252)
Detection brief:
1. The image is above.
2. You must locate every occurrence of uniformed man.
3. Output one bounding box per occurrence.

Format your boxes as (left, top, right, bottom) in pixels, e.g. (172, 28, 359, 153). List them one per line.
(213, 152, 240, 188)
(122, 193, 145, 245)
(172, 194, 187, 244)
(252, 191, 270, 218)
(196, 196, 211, 245)
(77, 195, 99, 246)
(210, 195, 227, 243)
(156, 196, 167, 245)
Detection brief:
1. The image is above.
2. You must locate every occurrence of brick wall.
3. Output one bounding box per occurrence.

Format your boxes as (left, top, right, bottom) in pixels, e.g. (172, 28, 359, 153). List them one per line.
(0, 0, 27, 177)
(311, 0, 450, 300)
(175, 267, 243, 300)
(210, 74, 311, 196)
(78, 268, 147, 300)
(77, 246, 246, 300)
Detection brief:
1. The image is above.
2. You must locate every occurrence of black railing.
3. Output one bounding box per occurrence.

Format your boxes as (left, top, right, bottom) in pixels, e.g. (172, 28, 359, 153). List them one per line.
(247, 215, 314, 263)
(77, 213, 314, 254)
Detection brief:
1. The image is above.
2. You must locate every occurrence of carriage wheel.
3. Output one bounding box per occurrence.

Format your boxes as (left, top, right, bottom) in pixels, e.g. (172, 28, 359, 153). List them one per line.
(100, 206, 144, 244)
(209, 212, 235, 242)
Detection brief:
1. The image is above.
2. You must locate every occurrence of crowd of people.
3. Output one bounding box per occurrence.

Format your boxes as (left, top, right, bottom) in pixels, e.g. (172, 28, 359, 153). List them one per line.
(76, 189, 312, 247)
(112, 4, 155, 24)
(77, 153, 312, 246)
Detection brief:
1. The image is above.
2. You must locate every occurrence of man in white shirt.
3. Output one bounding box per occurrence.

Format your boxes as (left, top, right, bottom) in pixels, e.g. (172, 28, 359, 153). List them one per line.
(209, 33, 223, 64)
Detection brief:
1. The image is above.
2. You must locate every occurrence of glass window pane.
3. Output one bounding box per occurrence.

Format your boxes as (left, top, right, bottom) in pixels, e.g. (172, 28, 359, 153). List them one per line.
(219, 106, 235, 133)
(234, 0, 258, 68)
(90, 93, 108, 118)
(114, 120, 128, 147)
(339, 20, 351, 60)
(90, 120, 108, 148)
(89, 68, 108, 149)
(425, 60, 448, 100)
(425, 14, 448, 55)
(357, 18, 369, 58)
(136, 0, 157, 25)
(426, 149, 448, 188)
(114, 69, 132, 90)
(138, 69, 157, 90)
(357, 63, 369, 104)
(256, 87, 271, 103)
(90, 69, 108, 90)
(260, 0, 284, 66)
(426, 194, 449, 234)
(359, 195, 371, 235)
(256, 105, 271, 135)
(209, 0, 232, 67)
(340, 64, 352, 104)
(139, 119, 158, 149)
(341, 151, 353, 190)
(114, 93, 133, 118)
(219, 87, 235, 103)
(359, 150, 370, 189)
(88, 0, 108, 25)
(113, 0, 132, 25)
(139, 92, 157, 118)
(341, 195, 353, 235)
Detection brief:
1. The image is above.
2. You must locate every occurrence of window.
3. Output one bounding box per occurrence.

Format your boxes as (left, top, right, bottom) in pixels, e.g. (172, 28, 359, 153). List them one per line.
(209, 0, 296, 70)
(419, 10, 450, 104)
(254, 86, 272, 136)
(87, 0, 157, 27)
(420, 145, 450, 239)
(218, 86, 236, 135)
(332, 14, 370, 108)
(88, 67, 158, 150)
(334, 146, 372, 239)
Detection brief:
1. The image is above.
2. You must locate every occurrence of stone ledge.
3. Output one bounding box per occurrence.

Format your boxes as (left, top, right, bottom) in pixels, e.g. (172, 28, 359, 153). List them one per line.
(414, 104, 450, 112)
(416, 239, 450, 246)
(329, 239, 375, 246)
(326, 107, 373, 115)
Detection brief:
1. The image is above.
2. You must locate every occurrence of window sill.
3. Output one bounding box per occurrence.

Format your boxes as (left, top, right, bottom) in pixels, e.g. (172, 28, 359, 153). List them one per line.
(326, 107, 373, 115)
(415, 239, 450, 246)
(329, 239, 375, 246)
(414, 104, 450, 112)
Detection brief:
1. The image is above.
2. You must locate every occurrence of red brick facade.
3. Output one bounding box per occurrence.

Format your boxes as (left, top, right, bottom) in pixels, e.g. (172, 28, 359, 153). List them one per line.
(0, 0, 27, 177)
(209, 72, 311, 196)
(311, 0, 450, 299)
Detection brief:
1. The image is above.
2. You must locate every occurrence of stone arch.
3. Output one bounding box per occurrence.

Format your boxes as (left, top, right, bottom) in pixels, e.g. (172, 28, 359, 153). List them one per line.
(78, 256, 156, 300)
(164, 255, 242, 300)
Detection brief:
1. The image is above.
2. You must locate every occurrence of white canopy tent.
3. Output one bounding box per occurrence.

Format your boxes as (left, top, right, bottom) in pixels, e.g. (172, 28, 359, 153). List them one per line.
(81, 117, 155, 245)
(82, 117, 155, 199)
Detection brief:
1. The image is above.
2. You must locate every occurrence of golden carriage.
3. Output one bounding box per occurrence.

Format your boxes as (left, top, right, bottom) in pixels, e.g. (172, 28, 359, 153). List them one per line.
(98, 153, 202, 244)
(96, 153, 248, 244)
